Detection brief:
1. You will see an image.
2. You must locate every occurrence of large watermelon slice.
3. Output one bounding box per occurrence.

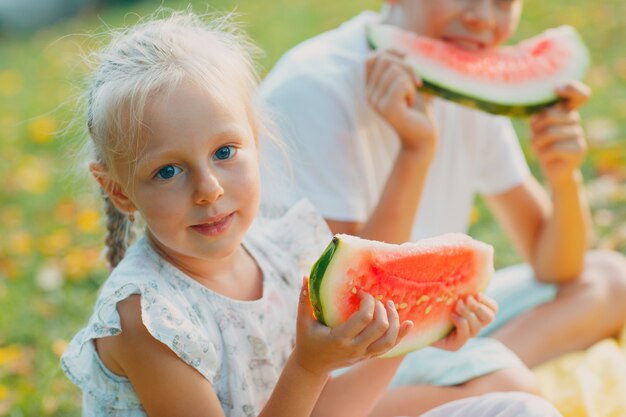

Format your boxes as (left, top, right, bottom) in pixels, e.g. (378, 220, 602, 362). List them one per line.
(309, 233, 493, 357)
(367, 24, 590, 117)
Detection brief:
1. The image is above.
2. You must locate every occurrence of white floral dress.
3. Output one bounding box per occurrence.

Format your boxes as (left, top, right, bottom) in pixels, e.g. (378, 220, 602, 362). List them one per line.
(61, 200, 332, 417)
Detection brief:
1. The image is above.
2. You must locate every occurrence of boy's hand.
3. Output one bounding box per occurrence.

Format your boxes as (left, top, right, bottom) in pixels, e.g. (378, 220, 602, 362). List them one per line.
(293, 278, 413, 376)
(530, 81, 591, 187)
(432, 294, 498, 352)
(365, 49, 437, 161)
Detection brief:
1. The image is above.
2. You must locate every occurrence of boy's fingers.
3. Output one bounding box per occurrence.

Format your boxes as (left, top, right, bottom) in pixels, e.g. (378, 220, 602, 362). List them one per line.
(531, 110, 580, 134)
(556, 81, 591, 111)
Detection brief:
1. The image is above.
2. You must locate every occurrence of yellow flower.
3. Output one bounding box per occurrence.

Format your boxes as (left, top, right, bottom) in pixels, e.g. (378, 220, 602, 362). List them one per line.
(15, 156, 50, 194)
(28, 116, 58, 144)
(469, 206, 480, 226)
(0, 70, 24, 97)
(52, 340, 68, 358)
(39, 229, 72, 256)
(63, 247, 104, 280)
(0, 206, 22, 229)
(0, 259, 20, 281)
(54, 200, 77, 223)
(9, 232, 32, 256)
(0, 345, 23, 367)
(77, 208, 102, 233)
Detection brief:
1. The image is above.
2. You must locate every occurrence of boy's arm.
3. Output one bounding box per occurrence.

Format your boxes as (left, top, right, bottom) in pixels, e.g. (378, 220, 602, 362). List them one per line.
(485, 82, 593, 283)
(328, 50, 436, 244)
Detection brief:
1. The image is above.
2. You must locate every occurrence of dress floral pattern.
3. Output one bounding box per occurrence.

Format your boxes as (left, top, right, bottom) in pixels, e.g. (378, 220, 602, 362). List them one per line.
(61, 200, 332, 417)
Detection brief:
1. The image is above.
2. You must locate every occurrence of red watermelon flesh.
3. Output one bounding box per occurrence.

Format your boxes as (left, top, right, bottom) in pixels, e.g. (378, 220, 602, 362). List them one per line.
(309, 233, 493, 357)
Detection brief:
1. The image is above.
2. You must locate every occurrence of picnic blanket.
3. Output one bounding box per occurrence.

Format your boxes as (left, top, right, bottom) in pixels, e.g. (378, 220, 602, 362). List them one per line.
(533, 324, 626, 417)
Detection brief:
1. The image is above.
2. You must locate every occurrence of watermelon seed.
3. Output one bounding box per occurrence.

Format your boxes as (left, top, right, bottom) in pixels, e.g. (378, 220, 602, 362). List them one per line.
(375, 295, 383, 301)
(436, 297, 444, 303)
(425, 305, 433, 315)
(398, 302, 408, 310)
(446, 298, 454, 306)
(416, 295, 430, 305)
(351, 287, 357, 294)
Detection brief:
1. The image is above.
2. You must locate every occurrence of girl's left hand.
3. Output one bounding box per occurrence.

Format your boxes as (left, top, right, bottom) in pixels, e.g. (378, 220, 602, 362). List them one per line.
(432, 294, 498, 351)
(529, 81, 591, 187)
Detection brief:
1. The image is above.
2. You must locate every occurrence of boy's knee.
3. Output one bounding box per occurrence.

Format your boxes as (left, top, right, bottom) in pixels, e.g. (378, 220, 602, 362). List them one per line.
(584, 250, 626, 306)
(465, 367, 541, 396)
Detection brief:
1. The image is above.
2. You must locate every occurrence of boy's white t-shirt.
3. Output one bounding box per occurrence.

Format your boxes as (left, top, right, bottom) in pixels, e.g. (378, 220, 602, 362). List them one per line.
(260, 11, 530, 240)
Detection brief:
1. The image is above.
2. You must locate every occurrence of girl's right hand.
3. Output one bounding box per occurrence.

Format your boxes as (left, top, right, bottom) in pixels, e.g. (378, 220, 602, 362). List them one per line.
(293, 278, 413, 376)
(365, 49, 437, 161)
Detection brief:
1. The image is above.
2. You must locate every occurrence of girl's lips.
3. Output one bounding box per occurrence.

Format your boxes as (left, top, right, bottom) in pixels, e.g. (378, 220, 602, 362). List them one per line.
(190, 212, 235, 237)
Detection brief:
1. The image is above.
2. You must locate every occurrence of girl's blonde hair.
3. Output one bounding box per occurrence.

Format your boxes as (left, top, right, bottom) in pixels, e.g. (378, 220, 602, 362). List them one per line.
(85, 9, 262, 268)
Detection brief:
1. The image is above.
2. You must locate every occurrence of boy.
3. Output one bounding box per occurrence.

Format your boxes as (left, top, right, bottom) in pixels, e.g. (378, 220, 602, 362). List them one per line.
(260, 0, 626, 414)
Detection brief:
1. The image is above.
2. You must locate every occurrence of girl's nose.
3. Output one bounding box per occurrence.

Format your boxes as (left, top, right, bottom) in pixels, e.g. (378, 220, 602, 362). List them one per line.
(462, 0, 496, 31)
(193, 170, 224, 205)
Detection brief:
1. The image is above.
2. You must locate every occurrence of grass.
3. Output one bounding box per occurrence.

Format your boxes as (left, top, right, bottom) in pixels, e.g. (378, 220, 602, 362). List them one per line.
(0, 0, 624, 415)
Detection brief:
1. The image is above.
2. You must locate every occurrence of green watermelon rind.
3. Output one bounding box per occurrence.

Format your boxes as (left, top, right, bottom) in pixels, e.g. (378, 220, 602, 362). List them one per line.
(420, 81, 560, 117)
(309, 236, 339, 325)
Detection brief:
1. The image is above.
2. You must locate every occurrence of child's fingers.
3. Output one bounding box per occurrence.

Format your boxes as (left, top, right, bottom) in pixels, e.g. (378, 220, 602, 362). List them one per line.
(531, 126, 583, 153)
(332, 291, 376, 338)
(398, 320, 414, 340)
(531, 111, 580, 136)
(296, 277, 315, 328)
(363, 300, 402, 355)
(352, 299, 390, 347)
(476, 294, 498, 315)
(555, 81, 591, 111)
(466, 296, 495, 325)
(371, 65, 415, 109)
(455, 298, 481, 335)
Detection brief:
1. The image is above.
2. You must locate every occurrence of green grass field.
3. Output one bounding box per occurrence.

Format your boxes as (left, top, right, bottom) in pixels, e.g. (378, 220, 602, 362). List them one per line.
(0, 0, 624, 415)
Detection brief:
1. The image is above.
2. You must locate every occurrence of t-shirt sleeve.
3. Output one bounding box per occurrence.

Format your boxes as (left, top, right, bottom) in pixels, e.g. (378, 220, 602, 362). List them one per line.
(60, 277, 219, 405)
(474, 115, 531, 196)
(260, 70, 370, 222)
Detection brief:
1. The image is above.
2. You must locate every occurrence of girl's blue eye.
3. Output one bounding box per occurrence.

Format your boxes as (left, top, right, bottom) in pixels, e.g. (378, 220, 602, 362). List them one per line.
(155, 165, 181, 180)
(213, 146, 236, 161)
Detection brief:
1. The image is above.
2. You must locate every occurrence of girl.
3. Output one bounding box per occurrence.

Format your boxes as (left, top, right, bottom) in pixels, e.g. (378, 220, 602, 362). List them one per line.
(61, 10, 562, 417)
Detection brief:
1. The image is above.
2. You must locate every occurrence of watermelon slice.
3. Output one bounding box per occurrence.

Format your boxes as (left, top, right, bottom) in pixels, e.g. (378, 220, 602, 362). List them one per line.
(309, 233, 493, 357)
(367, 24, 590, 117)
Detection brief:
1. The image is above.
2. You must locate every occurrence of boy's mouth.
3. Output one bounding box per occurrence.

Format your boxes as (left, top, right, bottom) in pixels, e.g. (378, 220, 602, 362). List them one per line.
(443, 36, 488, 51)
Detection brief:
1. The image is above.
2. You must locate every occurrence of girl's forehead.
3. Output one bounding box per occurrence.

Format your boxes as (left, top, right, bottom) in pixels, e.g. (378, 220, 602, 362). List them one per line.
(139, 83, 255, 147)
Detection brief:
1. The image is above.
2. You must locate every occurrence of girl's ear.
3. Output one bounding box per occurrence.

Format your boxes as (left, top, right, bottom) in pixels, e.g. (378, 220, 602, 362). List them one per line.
(89, 162, 137, 214)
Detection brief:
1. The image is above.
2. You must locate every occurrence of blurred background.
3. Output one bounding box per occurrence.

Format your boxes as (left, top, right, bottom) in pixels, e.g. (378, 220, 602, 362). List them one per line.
(0, 0, 624, 415)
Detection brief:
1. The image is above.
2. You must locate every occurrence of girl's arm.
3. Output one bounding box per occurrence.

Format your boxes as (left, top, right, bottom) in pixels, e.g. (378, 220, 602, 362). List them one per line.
(327, 50, 437, 244)
(311, 294, 498, 417)
(97, 281, 412, 417)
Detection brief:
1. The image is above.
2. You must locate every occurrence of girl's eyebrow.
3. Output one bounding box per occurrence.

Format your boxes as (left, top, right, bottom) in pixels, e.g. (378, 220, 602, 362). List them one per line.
(136, 126, 252, 167)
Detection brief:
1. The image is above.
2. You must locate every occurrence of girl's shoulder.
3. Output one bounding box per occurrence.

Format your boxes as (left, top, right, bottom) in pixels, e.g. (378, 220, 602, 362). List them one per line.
(60, 238, 221, 407)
